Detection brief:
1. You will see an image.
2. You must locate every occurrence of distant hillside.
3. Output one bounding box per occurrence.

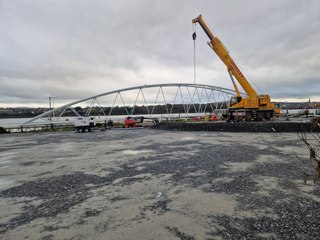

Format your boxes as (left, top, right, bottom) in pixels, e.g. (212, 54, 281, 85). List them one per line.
(277, 101, 320, 109)
(0, 101, 319, 118)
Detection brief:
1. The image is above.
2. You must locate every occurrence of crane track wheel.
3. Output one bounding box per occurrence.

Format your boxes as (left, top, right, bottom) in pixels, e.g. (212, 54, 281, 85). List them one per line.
(265, 111, 273, 120)
(256, 111, 264, 121)
(245, 112, 252, 121)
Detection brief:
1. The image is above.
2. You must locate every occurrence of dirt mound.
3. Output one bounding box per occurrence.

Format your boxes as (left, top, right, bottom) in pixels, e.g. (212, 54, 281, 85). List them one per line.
(154, 121, 319, 132)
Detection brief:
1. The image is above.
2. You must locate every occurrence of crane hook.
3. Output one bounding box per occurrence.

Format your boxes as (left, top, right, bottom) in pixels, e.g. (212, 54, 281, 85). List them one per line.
(192, 32, 197, 40)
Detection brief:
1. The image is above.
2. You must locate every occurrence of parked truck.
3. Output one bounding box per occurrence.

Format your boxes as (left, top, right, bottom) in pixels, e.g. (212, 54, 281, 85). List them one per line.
(74, 116, 95, 132)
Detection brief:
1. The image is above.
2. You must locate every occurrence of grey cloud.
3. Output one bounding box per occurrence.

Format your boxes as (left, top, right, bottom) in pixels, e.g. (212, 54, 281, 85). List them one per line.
(0, 0, 319, 106)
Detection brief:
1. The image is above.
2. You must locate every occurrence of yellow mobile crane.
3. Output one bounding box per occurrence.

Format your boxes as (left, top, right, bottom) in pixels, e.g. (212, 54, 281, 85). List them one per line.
(192, 15, 279, 121)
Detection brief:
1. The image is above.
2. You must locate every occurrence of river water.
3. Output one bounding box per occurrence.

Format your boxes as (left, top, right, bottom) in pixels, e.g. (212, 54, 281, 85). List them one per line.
(0, 118, 32, 128)
(0, 113, 199, 128)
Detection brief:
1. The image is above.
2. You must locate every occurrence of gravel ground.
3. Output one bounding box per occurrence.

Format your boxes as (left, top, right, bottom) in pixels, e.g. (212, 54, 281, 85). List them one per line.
(154, 120, 320, 132)
(0, 129, 319, 240)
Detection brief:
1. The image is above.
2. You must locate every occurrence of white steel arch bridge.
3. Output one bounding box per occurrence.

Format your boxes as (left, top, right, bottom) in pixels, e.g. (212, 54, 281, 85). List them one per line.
(22, 83, 243, 126)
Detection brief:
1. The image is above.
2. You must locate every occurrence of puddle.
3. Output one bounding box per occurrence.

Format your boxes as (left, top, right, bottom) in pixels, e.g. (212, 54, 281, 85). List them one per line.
(0, 178, 14, 188)
(180, 137, 196, 141)
(0, 151, 16, 164)
(55, 142, 75, 152)
(0, 159, 12, 164)
(121, 150, 153, 155)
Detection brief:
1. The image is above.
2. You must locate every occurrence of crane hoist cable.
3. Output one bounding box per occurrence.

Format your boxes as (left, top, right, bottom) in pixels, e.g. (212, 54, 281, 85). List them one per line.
(192, 24, 197, 84)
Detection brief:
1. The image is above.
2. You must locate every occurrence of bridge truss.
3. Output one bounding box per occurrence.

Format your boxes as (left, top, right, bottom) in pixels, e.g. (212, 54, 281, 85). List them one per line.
(22, 83, 242, 126)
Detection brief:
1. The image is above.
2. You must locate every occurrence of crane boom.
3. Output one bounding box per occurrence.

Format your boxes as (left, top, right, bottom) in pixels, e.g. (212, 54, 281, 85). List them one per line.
(192, 15, 257, 98)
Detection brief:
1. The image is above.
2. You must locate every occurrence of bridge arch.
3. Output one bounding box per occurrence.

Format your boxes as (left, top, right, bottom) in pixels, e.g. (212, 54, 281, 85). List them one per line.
(22, 83, 242, 125)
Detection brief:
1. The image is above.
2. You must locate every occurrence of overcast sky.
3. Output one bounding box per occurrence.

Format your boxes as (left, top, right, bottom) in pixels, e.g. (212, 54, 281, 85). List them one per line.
(0, 0, 319, 107)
